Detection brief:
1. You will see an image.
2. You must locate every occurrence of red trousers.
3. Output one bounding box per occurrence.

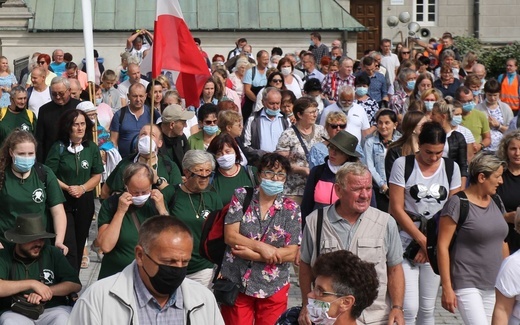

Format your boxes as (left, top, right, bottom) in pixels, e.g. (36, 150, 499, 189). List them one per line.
(220, 284, 290, 325)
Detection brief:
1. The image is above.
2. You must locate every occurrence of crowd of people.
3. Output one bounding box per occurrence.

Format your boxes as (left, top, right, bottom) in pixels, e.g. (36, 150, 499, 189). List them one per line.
(0, 28, 519, 325)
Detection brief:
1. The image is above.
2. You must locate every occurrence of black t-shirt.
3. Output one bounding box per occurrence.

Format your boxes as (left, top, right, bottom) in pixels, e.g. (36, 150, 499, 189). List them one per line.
(497, 169, 520, 212)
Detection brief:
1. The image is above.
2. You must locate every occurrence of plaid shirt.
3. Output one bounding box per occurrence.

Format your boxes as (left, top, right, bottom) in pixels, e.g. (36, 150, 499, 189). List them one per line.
(321, 72, 356, 101)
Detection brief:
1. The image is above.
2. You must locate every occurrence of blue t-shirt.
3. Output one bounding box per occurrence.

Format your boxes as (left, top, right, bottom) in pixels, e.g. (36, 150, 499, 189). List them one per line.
(242, 67, 267, 87)
(49, 62, 66, 76)
(110, 105, 160, 158)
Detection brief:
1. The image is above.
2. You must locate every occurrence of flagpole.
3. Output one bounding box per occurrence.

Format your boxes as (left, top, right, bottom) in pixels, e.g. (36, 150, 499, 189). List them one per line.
(149, 79, 155, 169)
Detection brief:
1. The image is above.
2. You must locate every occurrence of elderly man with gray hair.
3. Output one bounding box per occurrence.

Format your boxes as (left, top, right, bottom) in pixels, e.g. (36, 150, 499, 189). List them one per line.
(319, 85, 371, 142)
(35, 76, 81, 162)
(242, 87, 290, 165)
(298, 162, 405, 325)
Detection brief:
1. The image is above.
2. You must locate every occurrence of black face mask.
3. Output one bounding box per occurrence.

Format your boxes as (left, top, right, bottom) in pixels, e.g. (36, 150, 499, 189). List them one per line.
(142, 253, 187, 295)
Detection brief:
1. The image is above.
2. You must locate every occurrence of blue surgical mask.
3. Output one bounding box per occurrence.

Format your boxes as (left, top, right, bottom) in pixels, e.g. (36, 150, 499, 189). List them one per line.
(472, 90, 480, 97)
(203, 125, 219, 135)
(424, 101, 435, 111)
(265, 108, 280, 117)
(451, 115, 463, 126)
(260, 179, 284, 196)
(355, 87, 368, 97)
(407, 80, 416, 90)
(95, 98, 102, 105)
(462, 101, 475, 112)
(13, 155, 35, 173)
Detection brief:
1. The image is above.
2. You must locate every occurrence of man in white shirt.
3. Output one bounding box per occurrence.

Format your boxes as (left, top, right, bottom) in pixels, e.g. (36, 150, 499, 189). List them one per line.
(320, 85, 370, 142)
(27, 67, 51, 117)
(118, 63, 149, 106)
(380, 38, 400, 86)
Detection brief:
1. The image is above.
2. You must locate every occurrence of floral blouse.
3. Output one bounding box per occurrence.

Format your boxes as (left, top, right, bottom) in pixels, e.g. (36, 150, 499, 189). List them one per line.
(221, 187, 301, 298)
(276, 125, 328, 196)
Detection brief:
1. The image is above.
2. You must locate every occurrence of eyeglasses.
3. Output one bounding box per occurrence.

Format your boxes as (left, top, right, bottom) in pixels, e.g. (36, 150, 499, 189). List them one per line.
(271, 79, 283, 83)
(261, 170, 287, 181)
(312, 286, 344, 298)
(329, 123, 346, 129)
(402, 51, 411, 54)
(51, 91, 67, 98)
(189, 170, 213, 179)
(203, 119, 217, 125)
(38, 61, 46, 65)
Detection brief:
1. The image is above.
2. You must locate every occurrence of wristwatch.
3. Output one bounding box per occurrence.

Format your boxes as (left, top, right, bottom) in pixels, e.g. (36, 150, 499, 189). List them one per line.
(155, 177, 167, 187)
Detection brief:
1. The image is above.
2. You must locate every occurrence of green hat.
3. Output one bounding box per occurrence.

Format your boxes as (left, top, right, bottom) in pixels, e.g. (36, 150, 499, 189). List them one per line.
(323, 130, 361, 158)
(4, 214, 56, 244)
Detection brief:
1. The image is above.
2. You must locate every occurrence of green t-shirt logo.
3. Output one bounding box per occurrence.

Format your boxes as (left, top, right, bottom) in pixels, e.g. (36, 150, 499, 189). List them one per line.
(81, 160, 89, 169)
(32, 188, 44, 203)
(42, 269, 54, 285)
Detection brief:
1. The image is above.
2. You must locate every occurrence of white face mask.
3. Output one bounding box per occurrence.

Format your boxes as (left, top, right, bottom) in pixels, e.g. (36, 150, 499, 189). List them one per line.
(307, 298, 339, 325)
(131, 193, 150, 206)
(281, 67, 292, 76)
(138, 135, 157, 155)
(216, 153, 236, 170)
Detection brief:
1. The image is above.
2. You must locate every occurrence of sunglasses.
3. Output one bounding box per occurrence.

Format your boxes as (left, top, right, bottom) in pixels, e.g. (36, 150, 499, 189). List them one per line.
(203, 119, 217, 125)
(38, 61, 46, 65)
(51, 91, 67, 98)
(402, 52, 411, 54)
(271, 79, 283, 83)
(329, 123, 346, 129)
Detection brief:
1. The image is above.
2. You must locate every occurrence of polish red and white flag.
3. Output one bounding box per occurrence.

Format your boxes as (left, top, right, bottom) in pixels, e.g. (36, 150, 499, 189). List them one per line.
(151, 0, 210, 107)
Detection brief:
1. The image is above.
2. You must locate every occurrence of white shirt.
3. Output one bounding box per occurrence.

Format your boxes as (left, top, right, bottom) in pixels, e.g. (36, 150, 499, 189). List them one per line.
(319, 102, 369, 142)
(28, 87, 51, 118)
(117, 79, 150, 98)
(495, 250, 520, 323)
(380, 52, 400, 85)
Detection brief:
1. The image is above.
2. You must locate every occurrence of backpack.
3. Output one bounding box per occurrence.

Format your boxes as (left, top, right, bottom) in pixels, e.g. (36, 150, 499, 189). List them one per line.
(0, 107, 35, 125)
(199, 187, 254, 268)
(404, 154, 454, 184)
(426, 191, 503, 275)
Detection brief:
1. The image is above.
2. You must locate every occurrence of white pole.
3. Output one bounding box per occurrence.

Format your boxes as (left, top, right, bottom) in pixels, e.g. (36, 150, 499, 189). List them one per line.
(81, 0, 95, 83)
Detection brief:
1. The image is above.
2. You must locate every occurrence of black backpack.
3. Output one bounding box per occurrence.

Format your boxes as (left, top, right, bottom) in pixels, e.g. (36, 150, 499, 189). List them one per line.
(426, 191, 503, 275)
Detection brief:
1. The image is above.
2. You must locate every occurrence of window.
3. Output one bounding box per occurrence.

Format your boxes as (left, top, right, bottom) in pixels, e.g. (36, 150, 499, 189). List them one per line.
(415, 0, 436, 26)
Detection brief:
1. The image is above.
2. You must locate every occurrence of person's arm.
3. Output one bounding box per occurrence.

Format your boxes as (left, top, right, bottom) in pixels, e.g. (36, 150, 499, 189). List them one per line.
(387, 263, 405, 325)
(388, 184, 427, 250)
(100, 183, 112, 200)
(110, 131, 119, 149)
(49, 204, 68, 255)
(97, 194, 132, 253)
(126, 32, 140, 50)
(0, 279, 52, 299)
(492, 288, 516, 325)
(438, 215, 458, 313)
(49, 281, 81, 297)
(298, 260, 313, 325)
(224, 222, 282, 264)
(244, 83, 256, 102)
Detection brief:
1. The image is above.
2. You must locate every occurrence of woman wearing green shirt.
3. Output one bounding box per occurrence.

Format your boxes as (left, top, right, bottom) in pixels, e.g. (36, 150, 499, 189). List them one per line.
(45, 109, 103, 272)
(0, 130, 67, 252)
(207, 133, 256, 205)
(170, 150, 223, 287)
(97, 162, 169, 279)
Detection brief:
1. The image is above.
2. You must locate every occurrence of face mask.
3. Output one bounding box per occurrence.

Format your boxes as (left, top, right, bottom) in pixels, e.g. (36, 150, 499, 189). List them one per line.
(203, 125, 219, 135)
(407, 80, 416, 90)
(451, 115, 463, 126)
(95, 98, 102, 105)
(310, 40, 314, 46)
(265, 108, 280, 117)
(132, 193, 150, 206)
(424, 101, 435, 111)
(307, 298, 338, 325)
(138, 135, 157, 155)
(142, 253, 187, 295)
(260, 179, 284, 196)
(13, 155, 35, 173)
(472, 90, 480, 97)
(355, 87, 368, 97)
(462, 101, 475, 112)
(216, 154, 236, 170)
(281, 67, 292, 76)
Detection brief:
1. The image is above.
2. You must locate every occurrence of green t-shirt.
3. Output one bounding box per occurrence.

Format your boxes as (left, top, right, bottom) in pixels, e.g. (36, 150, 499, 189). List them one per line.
(97, 194, 167, 279)
(212, 166, 256, 206)
(0, 244, 80, 313)
(45, 141, 104, 186)
(105, 153, 182, 194)
(170, 186, 223, 274)
(462, 109, 490, 143)
(0, 109, 37, 146)
(0, 166, 65, 244)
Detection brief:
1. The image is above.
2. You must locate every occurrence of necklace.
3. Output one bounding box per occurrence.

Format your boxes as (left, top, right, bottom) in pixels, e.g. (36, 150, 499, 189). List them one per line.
(185, 186, 205, 219)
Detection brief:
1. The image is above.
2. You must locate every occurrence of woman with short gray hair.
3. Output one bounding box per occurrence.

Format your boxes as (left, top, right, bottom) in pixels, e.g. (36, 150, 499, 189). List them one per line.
(170, 149, 223, 288)
(438, 151, 508, 324)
